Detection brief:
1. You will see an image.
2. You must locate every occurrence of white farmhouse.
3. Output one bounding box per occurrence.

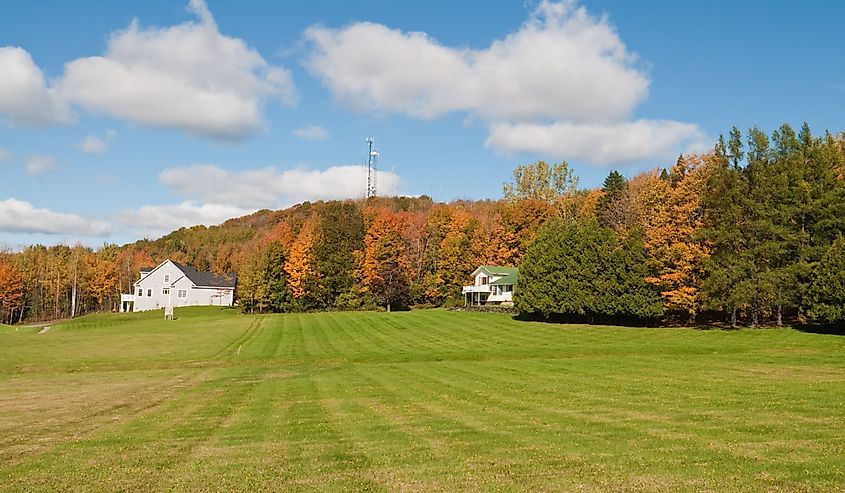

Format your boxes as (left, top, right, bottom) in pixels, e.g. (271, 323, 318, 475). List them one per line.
(461, 265, 519, 306)
(120, 260, 236, 312)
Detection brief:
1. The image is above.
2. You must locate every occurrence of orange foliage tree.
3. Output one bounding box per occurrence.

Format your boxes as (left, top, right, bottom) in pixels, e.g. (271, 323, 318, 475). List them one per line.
(362, 209, 408, 290)
(284, 220, 319, 300)
(88, 256, 119, 310)
(641, 155, 713, 320)
(0, 261, 25, 324)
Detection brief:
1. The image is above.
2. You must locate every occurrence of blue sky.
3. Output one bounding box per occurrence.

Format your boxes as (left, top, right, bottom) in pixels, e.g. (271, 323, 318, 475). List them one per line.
(1, 0, 843, 248)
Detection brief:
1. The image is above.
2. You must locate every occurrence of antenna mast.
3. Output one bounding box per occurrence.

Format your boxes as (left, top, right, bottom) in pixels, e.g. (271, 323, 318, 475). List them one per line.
(365, 138, 379, 198)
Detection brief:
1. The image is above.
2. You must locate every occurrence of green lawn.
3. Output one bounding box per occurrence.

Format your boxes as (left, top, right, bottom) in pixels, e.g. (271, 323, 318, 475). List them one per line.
(1, 308, 844, 492)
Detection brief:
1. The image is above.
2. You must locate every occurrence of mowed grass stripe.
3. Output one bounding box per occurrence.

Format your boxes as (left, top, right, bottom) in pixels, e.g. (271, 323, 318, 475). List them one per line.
(1, 307, 844, 491)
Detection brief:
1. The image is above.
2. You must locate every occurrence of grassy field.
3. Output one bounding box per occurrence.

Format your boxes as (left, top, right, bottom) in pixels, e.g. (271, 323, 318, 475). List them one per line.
(1, 308, 844, 492)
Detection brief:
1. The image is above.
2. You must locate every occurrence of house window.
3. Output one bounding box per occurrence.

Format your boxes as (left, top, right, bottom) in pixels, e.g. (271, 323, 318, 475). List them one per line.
(177, 289, 187, 299)
(136, 288, 142, 297)
(162, 288, 170, 295)
(164, 274, 170, 283)
(147, 289, 152, 297)
(479, 276, 488, 285)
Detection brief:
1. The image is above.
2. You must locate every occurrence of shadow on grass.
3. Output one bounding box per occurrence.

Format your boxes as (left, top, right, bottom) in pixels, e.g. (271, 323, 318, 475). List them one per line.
(513, 311, 662, 328)
(793, 323, 845, 336)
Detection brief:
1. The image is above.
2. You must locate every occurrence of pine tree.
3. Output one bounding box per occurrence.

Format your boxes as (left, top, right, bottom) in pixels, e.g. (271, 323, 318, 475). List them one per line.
(701, 148, 752, 327)
(312, 202, 364, 308)
(597, 170, 632, 232)
(806, 235, 845, 323)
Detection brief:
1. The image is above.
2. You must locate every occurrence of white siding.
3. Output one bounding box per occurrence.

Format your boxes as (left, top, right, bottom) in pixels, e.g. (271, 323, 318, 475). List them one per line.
(474, 271, 505, 286)
(131, 260, 235, 312)
(133, 261, 184, 312)
(170, 275, 233, 308)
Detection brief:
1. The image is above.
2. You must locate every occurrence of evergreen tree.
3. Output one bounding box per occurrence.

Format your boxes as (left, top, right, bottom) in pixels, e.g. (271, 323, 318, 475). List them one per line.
(728, 126, 744, 168)
(312, 202, 364, 308)
(806, 235, 845, 323)
(517, 219, 661, 321)
(598, 170, 632, 232)
(701, 150, 752, 327)
(264, 241, 290, 312)
(237, 241, 290, 313)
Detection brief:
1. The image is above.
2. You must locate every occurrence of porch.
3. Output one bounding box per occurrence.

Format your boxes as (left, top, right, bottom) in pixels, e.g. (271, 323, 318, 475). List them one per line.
(461, 285, 490, 306)
(120, 293, 135, 313)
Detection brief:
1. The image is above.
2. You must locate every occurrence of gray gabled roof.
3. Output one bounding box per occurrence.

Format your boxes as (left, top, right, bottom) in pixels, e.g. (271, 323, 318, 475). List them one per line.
(172, 261, 237, 288)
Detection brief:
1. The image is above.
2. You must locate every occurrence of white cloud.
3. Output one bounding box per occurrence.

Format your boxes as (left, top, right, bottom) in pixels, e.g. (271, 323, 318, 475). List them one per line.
(114, 200, 252, 238)
(293, 124, 329, 141)
(0, 47, 70, 125)
(25, 156, 58, 176)
(305, 1, 647, 122)
(487, 119, 710, 165)
(54, 0, 295, 140)
(78, 135, 108, 154)
(159, 163, 402, 209)
(0, 198, 113, 236)
(0, 148, 9, 161)
(305, 0, 704, 165)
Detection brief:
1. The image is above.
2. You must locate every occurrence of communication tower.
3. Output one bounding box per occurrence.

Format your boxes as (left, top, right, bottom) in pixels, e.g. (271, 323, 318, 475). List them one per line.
(365, 138, 379, 198)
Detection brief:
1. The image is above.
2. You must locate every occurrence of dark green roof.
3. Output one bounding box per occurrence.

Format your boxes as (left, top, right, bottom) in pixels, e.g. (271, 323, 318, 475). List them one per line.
(478, 265, 518, 276)
(490, 272, 518, 285)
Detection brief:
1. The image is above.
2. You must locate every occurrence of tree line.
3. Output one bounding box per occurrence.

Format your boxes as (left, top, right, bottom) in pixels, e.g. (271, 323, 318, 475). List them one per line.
(1, 123, 843, 326)
(517, 123, 845, 326)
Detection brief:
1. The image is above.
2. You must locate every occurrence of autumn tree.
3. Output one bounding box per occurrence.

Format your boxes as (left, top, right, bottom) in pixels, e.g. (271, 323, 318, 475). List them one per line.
(488, 199, 555, 267)
(436, 209, 482, 302)
(0, 261, 24, 324)
(416, 206, 454, 304)
(88, 255, 119, 310)
(363, 209, 406, 285)
(284, 220, 320, 308)
(640, 155, 712, 322)
(503, 160, 578, 202)
(370, 261, 409, 312)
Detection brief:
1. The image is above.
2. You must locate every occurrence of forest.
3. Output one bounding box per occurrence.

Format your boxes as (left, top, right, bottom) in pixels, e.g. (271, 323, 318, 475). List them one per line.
(1, 123, 844, 327)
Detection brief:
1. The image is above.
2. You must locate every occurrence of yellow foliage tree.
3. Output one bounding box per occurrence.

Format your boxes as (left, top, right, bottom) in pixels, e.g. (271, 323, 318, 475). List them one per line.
(641, 155, 713, 320)
(88, 256, 119, 310)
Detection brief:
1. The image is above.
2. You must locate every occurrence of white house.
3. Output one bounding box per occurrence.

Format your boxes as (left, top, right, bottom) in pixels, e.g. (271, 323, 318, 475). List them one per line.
(120, 260, 237, 312)
(461, 265, 519, 306)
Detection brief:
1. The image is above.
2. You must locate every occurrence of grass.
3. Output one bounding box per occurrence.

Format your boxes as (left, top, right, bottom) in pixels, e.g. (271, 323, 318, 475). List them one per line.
(1, 307, 844, 492)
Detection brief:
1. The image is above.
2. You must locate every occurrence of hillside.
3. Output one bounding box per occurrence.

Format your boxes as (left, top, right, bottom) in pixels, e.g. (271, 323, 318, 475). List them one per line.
(2, 127, 845, 326)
